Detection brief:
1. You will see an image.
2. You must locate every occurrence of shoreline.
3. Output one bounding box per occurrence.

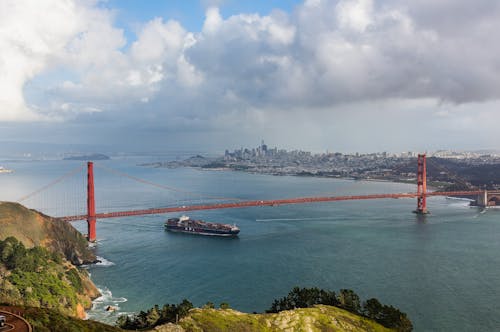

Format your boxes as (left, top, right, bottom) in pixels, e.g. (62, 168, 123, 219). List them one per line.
(182, 165, 424, 189)
(83, 256, 126, 325)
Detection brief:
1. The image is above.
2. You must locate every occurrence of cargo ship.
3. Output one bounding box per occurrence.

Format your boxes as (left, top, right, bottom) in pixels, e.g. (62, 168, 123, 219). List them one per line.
(165, 215, 240, 237)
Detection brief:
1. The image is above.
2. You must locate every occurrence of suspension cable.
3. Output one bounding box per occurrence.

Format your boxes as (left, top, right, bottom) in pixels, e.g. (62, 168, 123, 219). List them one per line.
(426, 158, 475, 189)
(94, 164, 242, 202)
(17, 165, 86, 202)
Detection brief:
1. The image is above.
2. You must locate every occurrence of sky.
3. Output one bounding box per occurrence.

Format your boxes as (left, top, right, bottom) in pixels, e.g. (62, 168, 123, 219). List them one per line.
(1, 0, 500, 154)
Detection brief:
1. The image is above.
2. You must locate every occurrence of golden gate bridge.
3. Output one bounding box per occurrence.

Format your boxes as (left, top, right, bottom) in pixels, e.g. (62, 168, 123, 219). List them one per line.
(16, 154, 496, 242)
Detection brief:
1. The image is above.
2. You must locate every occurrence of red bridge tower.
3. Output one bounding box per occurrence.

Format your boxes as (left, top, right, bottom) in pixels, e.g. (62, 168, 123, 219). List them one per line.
(414, 154, 429, 214)
(87, 162, 97, 242)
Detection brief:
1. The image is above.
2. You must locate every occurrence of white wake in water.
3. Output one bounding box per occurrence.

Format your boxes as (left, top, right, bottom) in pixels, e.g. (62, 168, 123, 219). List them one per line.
(256, 217, 333, 222)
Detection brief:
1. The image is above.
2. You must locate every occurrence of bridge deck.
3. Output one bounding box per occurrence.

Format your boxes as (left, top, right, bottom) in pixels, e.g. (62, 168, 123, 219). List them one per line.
(58, 190, 483, 222)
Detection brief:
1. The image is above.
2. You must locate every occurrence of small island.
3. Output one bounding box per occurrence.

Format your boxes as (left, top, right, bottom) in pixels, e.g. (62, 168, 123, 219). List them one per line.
(63, 153, 110, 161)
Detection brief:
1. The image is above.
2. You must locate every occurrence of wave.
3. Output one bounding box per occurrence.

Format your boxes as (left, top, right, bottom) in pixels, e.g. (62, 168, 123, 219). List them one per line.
(92, 287, 127, 304)
(94, 256, 115, 267)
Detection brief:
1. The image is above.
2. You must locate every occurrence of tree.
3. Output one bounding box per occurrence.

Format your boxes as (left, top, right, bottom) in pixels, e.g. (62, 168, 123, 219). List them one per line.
(158, 304, 177, 325)
(177, 299, 193, 318)
(146, 305, 160, 327)
(337, 289, 361, 314)
(362, 298, 383, 320)
(319, 289, 338, 306)
(378, 305, 413, 332)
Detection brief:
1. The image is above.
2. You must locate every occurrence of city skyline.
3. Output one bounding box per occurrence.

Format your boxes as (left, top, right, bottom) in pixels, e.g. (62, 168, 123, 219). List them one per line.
(1, 0, 500, 153)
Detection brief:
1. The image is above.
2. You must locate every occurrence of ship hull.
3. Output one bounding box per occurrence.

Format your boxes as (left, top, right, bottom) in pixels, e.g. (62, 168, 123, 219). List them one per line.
(165, 224, 239, 237)
(165, 226, 239, 237)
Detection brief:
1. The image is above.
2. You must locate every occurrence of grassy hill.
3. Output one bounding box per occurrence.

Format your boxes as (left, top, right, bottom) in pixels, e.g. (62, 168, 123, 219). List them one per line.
(155, 306, 393, 332)
(0, 304, 392, 332)
(0, 202, 96, 265)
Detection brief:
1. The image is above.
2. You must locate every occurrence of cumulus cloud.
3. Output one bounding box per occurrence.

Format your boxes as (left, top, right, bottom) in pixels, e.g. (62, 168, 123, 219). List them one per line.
(0, 0, 81, 120)
(2, 0, 500, 143)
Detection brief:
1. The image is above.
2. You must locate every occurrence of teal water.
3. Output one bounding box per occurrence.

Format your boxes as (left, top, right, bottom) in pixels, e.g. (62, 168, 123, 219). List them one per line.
(1, 157, 500, 331)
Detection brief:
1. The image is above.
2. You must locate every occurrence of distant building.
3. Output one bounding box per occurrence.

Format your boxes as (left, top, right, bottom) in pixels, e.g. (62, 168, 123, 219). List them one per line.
(261, 139, 267, 155)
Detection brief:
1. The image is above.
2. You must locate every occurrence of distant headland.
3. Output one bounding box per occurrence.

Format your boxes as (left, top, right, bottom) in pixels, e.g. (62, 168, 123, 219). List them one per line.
(63, 153, 110, 161)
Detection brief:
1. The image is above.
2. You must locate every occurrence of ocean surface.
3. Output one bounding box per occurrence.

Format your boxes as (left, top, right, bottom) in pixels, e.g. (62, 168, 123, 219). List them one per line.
(1, 155, 500, 331)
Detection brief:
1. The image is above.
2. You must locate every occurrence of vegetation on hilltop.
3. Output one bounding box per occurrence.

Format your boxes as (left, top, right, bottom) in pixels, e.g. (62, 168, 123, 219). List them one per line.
(117, 299, 194, 330)
(119, 305, 394, 332)
(267, 287, 412, 332)
(0, 237, 96, 317)
(180, 305, 393, 332)
(117, 287, 412, 331)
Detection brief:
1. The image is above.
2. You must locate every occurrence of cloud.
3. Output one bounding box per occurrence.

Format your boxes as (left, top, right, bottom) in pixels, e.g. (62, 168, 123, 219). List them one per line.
(1, 0, 500, 152)
(0, 0, 81, 121)
(202, 7, 223, 34)
(336, 0, 374, 32)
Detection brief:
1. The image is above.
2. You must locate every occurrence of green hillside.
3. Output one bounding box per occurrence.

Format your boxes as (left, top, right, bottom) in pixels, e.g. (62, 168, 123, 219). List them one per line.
(177, 305, 393, 332)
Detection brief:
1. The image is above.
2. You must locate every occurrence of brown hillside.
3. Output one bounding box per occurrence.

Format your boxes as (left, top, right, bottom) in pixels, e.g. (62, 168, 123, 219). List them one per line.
(0, 202, 101, 318)
(0, 201, 97, 265)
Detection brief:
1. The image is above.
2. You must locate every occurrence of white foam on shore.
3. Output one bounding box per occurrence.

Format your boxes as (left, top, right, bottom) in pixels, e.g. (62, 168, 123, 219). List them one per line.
(95, 256, 115, 267)
(86, 286, 128, 324)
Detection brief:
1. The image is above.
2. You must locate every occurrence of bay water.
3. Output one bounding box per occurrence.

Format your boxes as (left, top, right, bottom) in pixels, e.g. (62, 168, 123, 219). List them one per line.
(1, 156, 500, 331)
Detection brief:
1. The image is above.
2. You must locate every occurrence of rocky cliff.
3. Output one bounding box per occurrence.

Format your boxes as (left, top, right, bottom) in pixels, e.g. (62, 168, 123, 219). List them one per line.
(0, 202, 100, 318)
(0, 202, 97, 265)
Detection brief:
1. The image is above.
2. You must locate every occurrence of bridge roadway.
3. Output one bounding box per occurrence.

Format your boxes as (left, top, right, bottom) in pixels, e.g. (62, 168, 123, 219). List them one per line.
(59, 190, 483, 222)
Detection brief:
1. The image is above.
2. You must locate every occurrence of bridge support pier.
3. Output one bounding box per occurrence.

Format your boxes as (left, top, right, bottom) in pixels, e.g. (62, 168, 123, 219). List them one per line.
(414, 154, 429, 214)
(475, 190, 489, 208)
(87, 161, 96, 242)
